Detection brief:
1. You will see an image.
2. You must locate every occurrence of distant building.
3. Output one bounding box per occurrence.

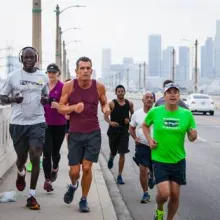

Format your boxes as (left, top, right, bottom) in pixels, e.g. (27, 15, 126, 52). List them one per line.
(7, 56, 20, 73)
(148, 35, 162, 76)
(101, 49, 112, 79)
(201, 37, 214, 78)
(214, 20, 220, 78)
(161, 46, 174, 79)
(176, 46, 190, 81)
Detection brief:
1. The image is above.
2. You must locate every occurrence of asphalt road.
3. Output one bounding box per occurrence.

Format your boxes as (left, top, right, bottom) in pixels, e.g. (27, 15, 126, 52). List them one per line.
(100, 94, 220, 220)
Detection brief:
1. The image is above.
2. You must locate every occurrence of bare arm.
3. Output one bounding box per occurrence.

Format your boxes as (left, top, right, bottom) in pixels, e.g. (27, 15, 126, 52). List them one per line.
(104, 101, 113, 123)
(124, 101, 134, 124)
(97, 82, 110, 114)
(142, 123, 157, 149)
(129, 101, 134, 116)
(187, 129, 197, 142)
(104, 101, 119, 127)
(58, 81, 83, 115)
(129, 125, 141, 143)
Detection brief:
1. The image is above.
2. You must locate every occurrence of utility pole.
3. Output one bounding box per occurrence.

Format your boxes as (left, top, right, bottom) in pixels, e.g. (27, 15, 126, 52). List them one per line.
(32, 0, 42, 68)
(115, 73, 117, 87)
(172, 49, 175, 81)
(55, 5, 60, 65)
(63, 41, 67, 80)
(194, 39, 198, 93)
(139, 63, 141, 90)
(66, 59, 71, 79)
(59, 27, 62, 71)
(118, 72, 121, 84)
(127, 68, 129, 90)
(143, 62, 146, 91)
(55, 4, 85, 66)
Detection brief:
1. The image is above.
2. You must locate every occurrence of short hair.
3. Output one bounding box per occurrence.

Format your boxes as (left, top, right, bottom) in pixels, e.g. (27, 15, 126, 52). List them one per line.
(163, 79, 173, 88)
(143, 91, 155, 102)
(76, 57, 92, 69)
(115, 85, 125, 92)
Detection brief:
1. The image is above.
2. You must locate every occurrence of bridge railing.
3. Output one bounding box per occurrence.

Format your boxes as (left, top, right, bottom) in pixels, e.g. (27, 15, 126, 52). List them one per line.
(0, 106, 15, 178)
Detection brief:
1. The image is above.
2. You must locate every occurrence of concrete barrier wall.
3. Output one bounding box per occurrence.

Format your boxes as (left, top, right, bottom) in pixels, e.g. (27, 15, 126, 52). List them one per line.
(0, 106, 16, 178)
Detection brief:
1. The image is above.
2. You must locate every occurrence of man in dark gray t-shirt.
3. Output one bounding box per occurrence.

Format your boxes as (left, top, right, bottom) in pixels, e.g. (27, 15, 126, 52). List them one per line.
(154, 80, 188, 109)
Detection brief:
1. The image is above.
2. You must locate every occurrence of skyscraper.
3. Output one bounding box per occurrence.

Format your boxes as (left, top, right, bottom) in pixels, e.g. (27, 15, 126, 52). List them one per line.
(161, 46, 174, 79)
(176, 46, 190, 81)
(200, 45, 206, 78)
(201, 37, 214, 78)
(214, 20, 220, 78)
(101, 49, 112, 78)
(148, 35, 161, 76)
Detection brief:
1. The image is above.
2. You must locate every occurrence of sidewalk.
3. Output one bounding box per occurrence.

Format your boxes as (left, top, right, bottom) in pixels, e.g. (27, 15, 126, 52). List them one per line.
(0, 141, 117, 220)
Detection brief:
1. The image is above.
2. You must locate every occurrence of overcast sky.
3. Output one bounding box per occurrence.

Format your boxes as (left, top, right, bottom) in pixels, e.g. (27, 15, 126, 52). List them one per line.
(0, 0, 220, 77)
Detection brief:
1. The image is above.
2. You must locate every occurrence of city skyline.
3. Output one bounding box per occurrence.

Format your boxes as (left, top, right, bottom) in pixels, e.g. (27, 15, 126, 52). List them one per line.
(1, 0, 220, 78)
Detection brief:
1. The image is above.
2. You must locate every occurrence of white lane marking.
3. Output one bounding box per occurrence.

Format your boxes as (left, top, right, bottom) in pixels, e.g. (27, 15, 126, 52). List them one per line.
(197, 136, 206, 142)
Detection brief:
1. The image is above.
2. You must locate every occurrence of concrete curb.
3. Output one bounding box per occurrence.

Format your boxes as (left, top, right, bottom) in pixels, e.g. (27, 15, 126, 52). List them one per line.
(93, 161, 118, 220)
(99, 151, 134, 220)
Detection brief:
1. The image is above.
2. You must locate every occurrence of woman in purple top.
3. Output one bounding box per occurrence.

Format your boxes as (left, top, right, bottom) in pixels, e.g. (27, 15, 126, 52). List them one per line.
(43, 63, 66, 192)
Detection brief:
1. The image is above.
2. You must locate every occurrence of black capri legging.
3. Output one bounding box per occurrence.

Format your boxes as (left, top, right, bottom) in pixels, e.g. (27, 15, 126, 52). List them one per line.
(43, 125, 66, 180)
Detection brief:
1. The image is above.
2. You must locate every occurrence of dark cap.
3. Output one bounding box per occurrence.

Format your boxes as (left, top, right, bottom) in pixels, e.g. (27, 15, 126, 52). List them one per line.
(164, 83, 180, 93)
(47, 63, 60, 73)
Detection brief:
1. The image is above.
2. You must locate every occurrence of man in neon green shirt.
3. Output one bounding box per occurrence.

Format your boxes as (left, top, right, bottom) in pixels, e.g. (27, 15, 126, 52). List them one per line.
(143, 83, 197, 220)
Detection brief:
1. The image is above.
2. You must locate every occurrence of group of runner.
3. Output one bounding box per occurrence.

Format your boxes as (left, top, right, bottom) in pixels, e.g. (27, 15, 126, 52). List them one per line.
(105, 80, 197, 220)
(0, 47, 110, 213)
(0, 46, 198, 220)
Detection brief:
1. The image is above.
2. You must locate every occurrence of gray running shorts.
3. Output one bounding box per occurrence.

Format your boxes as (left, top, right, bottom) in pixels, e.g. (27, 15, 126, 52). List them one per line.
(67, 129, 101, 166)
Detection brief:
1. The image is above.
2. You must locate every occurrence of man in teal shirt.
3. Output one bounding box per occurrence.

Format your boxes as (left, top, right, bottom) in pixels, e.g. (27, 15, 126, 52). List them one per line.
(143, 83, 197, 220)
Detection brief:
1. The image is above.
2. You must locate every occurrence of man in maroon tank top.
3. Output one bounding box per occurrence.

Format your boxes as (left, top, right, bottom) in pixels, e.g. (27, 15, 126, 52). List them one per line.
(58, 57, 110, 213)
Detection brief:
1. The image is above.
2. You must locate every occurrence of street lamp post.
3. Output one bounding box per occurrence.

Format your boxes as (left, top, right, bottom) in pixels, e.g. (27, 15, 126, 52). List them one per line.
(55, 5, 60, 65)
(143, 62, 146, 91)
(59, 27, 81, 73)
(181, 39, 199, 93)
(59, 27, 62, 71)
(63, 41, 67, 80)
(119, 72, 121, 84)
(66, 59, 71, 79)
(66, 40, 81, 46)
(127, 68, 129, 90)
(115, 73, 117, 87)
(62, 28, 81, 34)
(32, 0, 42, 68)
(55, 4, 85, 67)
(195, 39, 198, 93)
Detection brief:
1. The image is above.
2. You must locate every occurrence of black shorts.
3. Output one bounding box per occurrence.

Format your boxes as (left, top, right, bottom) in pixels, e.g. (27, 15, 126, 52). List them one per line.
(68, 129, 101, 166)
(153, 159, 186, 185)
(107, 128, 129, 156)
(65, 120, 70, 133)
(9, 123, 47, 155)
(133, 143, 152, 168)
